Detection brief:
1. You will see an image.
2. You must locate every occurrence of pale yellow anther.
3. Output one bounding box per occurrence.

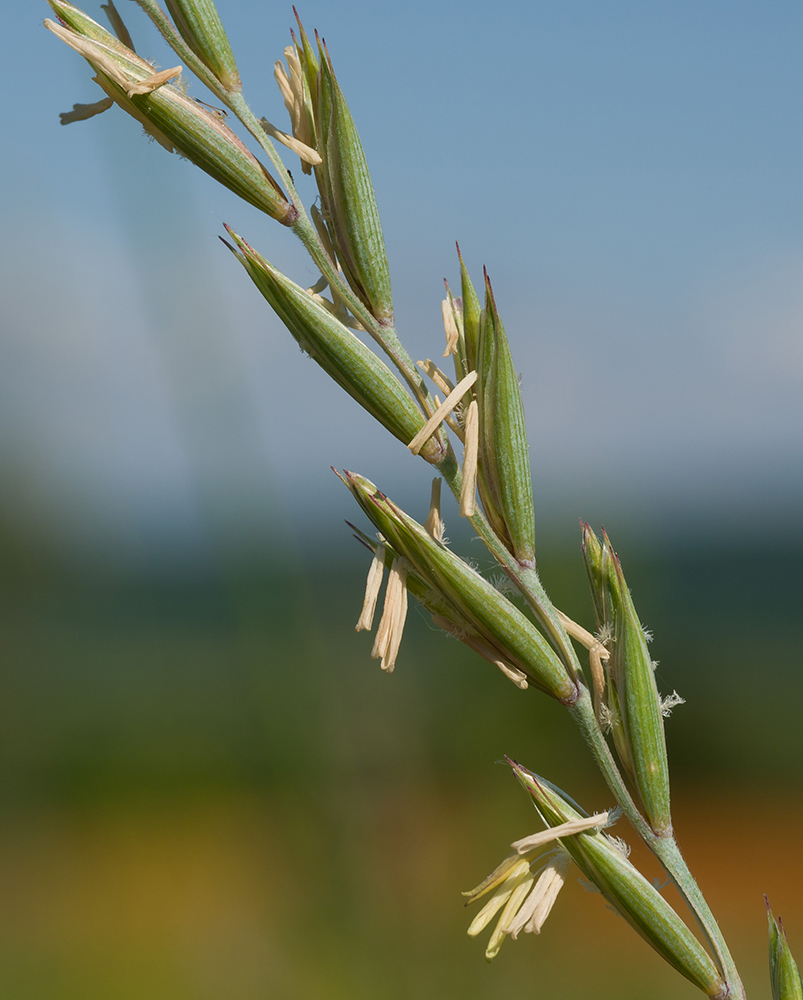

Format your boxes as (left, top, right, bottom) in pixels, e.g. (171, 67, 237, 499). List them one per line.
(555, 610, 598, 649)
(356, 541, 385, 632)
(44, 20, 181, 98)
(466, 859, 531, 936)
(407, 371, 477, 455)
(460, 399, 479, 517)
(417, 359, 455, 398)
(589, 644, 607, 720)
(462, 853, 527, 903)
(555, 609, 610, 719)
(372, 588, 393, 663)
(259, 117, 321, 166)
(441, 298, 460, 357)
(465, 844, 571, 960)
(525, 865, 566, 934)
(125, 65, 183, 97)
(511, 813, 609, 854)
(274, 60, 295, 110)
(494, 660, 528, 689)
(485, 876, 534, 960)
(417, 362, 463, 438)
(382, 566, 408, 672)
(504, 858, 568, 938)
(423, 478, 445, 542)
(371, 556, 408, 672)
(273, 45, 320, 172)
(466, 884, 515, 938)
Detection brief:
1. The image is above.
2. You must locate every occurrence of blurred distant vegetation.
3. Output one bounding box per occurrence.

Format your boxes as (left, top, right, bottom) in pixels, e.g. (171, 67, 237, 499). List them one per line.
(0, 514, 800, 803)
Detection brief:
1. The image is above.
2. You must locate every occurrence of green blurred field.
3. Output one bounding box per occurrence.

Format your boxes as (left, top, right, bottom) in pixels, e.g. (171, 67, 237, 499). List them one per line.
(0, 526, 800, 999)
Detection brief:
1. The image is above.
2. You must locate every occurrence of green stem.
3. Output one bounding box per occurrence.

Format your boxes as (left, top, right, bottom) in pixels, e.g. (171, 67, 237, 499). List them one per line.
(437, 455, 743, 998)
(653, 839, 745, 1000)
(571, 688, 744, 999)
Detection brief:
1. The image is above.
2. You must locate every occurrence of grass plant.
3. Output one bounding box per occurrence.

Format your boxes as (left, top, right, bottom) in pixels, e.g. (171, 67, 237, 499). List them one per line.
(43, 2, 802, 996)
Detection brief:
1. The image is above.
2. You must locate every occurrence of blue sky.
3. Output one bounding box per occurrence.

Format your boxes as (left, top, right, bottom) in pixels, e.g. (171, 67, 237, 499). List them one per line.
(3, 0, 803, 566)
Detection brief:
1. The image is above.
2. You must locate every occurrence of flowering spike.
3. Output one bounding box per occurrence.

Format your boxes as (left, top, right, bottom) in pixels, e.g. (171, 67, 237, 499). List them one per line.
(604, 528, 672, 836)
(475, 272, 536, 564)
(162, 0, 242, 93)
(224, 230, 441, 461)
(339, 471, 578, 702)
(45, 5, 294, 223)
(311, 36, 394, 324)
(510, 762, 726, 998)
(768, 899, 803, 1000)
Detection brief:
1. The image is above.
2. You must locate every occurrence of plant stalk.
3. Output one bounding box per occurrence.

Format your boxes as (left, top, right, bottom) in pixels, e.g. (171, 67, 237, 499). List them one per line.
(569, 671, 745, 998)
(437, 453, 744, 999)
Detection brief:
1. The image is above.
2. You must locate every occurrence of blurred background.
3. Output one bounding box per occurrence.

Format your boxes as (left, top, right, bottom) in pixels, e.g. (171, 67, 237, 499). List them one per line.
(2, 0, 803, 996)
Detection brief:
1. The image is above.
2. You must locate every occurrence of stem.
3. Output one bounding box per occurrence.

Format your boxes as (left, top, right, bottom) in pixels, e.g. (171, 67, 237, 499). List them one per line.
(224, 93, 303, 210)
(437, 455, 744, 998)
(653, 839, 746, 1000)
(571, 687, 744, 999)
